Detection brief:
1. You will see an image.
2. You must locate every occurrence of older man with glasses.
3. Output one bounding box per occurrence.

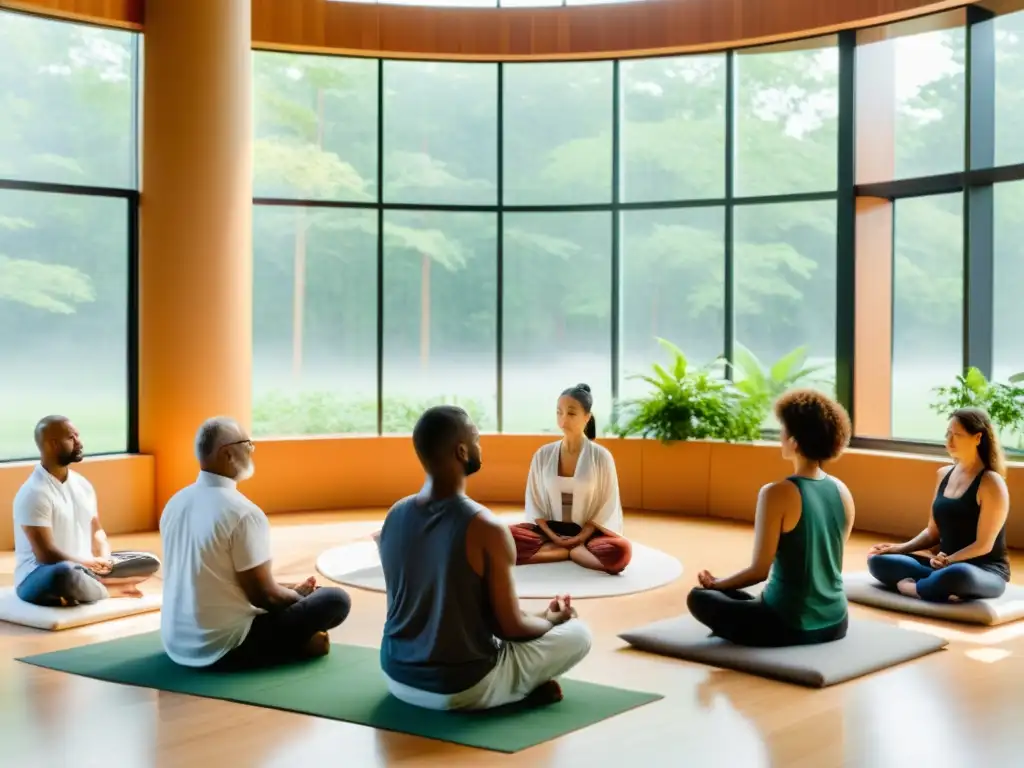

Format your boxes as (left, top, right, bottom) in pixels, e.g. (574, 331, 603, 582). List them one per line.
(158, 416, 351, 670)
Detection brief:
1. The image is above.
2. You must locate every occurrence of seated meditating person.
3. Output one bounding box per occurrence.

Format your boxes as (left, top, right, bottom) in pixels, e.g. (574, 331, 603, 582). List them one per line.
(13, 415, 161, 607)
(867, 407, 1011, 603)
(377, 405, 592, 711)
(160, 417, 351, 670)
(509, 383, 632, 575)
(687, 389, 855, 647)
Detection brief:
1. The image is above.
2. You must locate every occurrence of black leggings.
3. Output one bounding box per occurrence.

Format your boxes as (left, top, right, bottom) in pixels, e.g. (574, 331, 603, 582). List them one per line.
(687, 587, 848, 648)
(214, 587, 352, 670)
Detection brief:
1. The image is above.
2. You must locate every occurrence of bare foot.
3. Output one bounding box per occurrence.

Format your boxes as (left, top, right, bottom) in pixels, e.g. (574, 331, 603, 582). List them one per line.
(301, 631, 331, 659)
(896, 578, 919, 599)
(108, 584, 144, 599)
(524, 680, 563, 707)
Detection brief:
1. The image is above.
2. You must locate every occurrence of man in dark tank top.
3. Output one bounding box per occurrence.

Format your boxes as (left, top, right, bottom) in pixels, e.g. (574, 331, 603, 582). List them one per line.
(376, 405, 593, 711)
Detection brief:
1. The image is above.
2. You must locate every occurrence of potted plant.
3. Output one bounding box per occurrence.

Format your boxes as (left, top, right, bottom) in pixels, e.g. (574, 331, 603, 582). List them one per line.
(726, 342, 834, 406)
(610, 338, 762, 443)
(930, 367, 1024, 453)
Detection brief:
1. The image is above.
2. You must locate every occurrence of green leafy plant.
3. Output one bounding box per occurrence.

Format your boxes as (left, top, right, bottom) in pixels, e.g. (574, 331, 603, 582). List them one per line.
(930, 367, 1024, 451)
(726, 343, 834, 406)
(610, 338, 762, 443)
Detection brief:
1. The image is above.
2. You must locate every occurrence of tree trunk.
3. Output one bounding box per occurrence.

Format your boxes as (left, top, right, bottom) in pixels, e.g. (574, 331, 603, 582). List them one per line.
(420, 252, 431, 370)
(291, 208, 307, 381)
(290, 87, 325, 381)
(419, 135, 431, 371)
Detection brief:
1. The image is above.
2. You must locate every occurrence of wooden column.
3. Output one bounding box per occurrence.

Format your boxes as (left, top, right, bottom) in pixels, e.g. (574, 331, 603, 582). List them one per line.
(852, 24, 897, 437)
(139, 0, 253, 510)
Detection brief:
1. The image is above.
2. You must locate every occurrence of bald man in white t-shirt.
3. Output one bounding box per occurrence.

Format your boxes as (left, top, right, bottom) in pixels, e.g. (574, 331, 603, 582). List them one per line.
(13, 416, 161, 606)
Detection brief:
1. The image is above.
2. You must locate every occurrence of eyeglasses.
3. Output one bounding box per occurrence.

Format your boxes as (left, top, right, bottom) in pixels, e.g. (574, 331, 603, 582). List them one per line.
(221, 439, 255, 451)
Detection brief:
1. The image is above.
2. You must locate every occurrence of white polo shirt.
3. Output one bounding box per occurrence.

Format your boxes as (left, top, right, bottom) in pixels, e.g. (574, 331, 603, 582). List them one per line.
(159, 471, 273, 668)
(13, 464, 97, 588)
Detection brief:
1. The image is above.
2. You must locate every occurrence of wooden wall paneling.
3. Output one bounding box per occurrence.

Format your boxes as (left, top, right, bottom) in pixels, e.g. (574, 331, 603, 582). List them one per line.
(0, 0, 141, 28)
(251, 0, 972, 61)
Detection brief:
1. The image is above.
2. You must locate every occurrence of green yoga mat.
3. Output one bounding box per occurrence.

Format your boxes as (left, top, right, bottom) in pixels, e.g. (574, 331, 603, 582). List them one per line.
(18, 632, 661, 753)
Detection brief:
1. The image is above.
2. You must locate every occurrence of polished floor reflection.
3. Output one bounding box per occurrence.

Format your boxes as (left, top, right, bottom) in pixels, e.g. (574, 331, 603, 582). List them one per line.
(1, 509, 1021, 767)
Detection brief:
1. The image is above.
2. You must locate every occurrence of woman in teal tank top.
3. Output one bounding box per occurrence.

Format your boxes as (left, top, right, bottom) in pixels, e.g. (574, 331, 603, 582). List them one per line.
(688, 389, 856, 647)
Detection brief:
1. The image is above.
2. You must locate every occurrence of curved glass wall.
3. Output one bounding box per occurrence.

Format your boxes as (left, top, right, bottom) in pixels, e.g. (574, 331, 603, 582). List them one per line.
(2, 6, 1023, 458)
(251, 10, 1024, 448)
(251, 42, 843, 438)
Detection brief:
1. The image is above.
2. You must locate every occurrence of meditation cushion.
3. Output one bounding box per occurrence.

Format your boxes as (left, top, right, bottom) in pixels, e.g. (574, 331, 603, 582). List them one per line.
(844, 571, 1024, 626)
(618, 614, 947, 688)
(0, 587, 161, 631)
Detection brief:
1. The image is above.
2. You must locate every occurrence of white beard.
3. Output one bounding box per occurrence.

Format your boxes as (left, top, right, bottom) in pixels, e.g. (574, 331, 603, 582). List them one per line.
(236, 460, 255, 482)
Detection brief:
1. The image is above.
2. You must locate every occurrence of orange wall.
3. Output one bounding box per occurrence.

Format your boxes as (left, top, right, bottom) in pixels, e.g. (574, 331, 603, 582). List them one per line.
(0, 455, 155, 550)
(1, 439, 1022, 549)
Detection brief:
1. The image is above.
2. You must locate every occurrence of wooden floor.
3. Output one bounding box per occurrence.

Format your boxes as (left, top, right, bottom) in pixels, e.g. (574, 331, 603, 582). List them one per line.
(2, 509, 1023, 768)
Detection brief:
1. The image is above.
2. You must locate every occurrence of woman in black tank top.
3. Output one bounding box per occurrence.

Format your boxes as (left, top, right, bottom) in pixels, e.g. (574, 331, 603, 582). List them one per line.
(867, 408, 1011, 603)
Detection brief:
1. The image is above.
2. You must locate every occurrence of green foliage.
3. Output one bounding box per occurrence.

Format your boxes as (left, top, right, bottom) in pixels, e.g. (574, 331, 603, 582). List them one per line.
(727, 342, 833, 407)
(610, 338, 763, 443)
(0, 254, 95, 312)
(252, 390, 489, 437)
(930, 367, 1024, 450)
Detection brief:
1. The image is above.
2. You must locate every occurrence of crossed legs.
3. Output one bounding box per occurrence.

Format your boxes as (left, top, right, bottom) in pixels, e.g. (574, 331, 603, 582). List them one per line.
(687, 587, 848, 648)
(16, 551, 162, 607)
(509, 523, 632, 574)
(867, 554, 1007, 602)
(214, 587, 352, 670)
(385, 619, 593, 711)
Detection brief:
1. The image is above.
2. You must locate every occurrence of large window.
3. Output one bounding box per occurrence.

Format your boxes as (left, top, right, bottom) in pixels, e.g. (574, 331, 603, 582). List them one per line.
(503, 212, 612, 434)
(619, 206, 725, 399)
(891, 193, 964, 442)
(734, 39, 839, 196)
(855, 15, 967, 183)
(256, 43, 847, 438)
(251, 41, 841, 439)
(619, 55, 726, 202)
(383, 61, 497, 205)
(253, 54, 377, 202)
(993, 182, 1024, 385)
(8, 9, 1021, 460)
(502, 61, 613, 205)
(250, 13, 1024, 452)
(251, 206, 378, 437)
(993, 11, 1024, 167)
(733, 201, 838, 405)
(383, 210, 498, 432)
(0, 12, 137, 462)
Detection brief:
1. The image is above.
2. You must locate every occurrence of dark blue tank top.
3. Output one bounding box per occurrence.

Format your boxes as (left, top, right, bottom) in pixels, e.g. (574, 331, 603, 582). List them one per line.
(378, 493, 499, 694)
(933, 467, 1010, 581)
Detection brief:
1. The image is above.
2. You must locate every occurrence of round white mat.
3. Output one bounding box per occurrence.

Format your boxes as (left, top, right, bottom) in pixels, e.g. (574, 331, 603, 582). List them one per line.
(316, 540, 683, 599)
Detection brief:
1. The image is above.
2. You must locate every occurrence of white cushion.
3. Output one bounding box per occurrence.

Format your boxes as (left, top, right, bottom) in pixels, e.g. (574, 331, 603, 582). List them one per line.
(0, 587, 161, 631)
(316, 539, 684, 599)
(844, 571, 1024, 626)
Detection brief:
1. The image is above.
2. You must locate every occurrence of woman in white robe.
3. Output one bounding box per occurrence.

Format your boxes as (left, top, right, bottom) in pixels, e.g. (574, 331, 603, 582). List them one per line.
(509, 384, 633, 574)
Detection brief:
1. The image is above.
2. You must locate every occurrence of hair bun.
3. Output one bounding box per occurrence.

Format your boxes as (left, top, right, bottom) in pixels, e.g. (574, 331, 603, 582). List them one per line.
(576, 383, 591, 393)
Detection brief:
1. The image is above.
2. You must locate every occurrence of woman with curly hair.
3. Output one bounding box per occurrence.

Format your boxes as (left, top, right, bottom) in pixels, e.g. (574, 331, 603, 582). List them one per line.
(687, 388, 855, 647)
(866, 407, 1010, 602)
